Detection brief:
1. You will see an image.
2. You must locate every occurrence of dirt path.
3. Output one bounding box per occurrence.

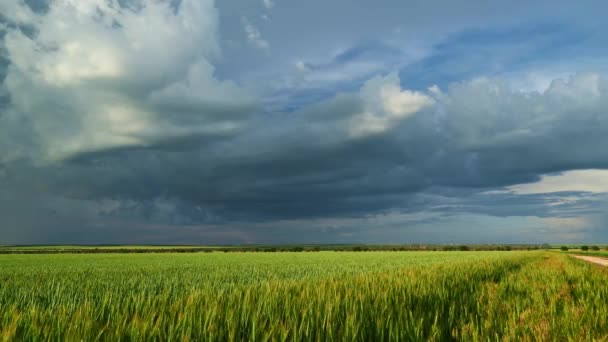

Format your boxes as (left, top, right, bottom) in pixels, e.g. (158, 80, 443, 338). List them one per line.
(571, 255, 608, 267)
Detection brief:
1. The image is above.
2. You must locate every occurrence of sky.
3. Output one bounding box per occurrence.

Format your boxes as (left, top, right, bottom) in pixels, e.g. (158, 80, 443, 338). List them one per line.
(1, 0, 608, 244)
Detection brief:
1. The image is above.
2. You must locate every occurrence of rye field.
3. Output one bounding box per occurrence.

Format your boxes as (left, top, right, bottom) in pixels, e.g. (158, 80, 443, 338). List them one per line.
(1, 251, 608, 341)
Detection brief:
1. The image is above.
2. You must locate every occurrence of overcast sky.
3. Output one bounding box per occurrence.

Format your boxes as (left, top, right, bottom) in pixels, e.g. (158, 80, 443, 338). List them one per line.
(1, 0, 608, 244)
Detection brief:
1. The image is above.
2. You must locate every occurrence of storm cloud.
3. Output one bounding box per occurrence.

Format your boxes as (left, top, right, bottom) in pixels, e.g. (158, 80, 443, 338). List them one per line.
(2, 0, 608, 244)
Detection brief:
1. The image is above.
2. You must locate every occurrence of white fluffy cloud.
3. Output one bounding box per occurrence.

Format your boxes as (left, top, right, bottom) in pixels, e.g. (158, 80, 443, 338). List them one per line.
(352, 73, 433, 136)
(269, 72, 434, 148)
(1, 0, 254, 161)
(435, 73, 607, 154)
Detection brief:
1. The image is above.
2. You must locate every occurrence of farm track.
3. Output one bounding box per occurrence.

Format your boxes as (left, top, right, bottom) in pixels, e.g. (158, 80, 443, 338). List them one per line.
(571, 254, 608, 267)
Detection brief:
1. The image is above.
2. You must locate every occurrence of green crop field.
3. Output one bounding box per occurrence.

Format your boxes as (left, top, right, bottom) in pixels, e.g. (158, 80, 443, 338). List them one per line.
(1, 251, 607, 341)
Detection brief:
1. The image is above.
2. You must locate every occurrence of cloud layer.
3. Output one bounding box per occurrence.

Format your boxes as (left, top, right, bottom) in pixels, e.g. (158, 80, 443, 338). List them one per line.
(1, 0, 254, 161)
(2, 0, 608, 244)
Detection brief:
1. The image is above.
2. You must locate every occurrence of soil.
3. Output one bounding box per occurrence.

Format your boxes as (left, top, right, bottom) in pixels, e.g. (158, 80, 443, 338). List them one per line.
(571, 255, 608, 267)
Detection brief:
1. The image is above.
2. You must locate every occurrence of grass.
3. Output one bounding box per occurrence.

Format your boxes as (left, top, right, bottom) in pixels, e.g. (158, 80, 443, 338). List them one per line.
(1, 251, 607, 340)
(0, 245, 228, 252)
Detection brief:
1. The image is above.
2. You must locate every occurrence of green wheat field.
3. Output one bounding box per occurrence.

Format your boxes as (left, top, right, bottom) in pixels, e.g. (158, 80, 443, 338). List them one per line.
(1, 251, 607, 341)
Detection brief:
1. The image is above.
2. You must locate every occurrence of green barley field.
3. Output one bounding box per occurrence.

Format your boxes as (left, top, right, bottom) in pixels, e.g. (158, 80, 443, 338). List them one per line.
(1, 251, 608, 341)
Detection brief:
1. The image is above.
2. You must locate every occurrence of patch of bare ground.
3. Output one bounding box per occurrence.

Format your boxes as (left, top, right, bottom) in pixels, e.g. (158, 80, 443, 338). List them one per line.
(571, 255, 608, 267)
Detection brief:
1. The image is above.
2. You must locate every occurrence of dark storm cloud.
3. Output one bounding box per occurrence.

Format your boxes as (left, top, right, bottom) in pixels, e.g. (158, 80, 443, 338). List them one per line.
(5, 73, 608, 224)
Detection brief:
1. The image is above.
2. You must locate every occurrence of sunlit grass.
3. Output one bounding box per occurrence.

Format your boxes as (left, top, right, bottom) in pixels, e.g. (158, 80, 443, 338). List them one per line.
(0, 251, 607, 340)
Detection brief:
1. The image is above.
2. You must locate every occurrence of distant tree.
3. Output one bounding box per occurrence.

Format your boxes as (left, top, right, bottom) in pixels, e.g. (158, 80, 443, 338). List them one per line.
(591, 246, 600, 251)
(581, 245, 589, 251)
(541, 243, 551, 249)
(560, 246, 569, 251)
(458, 245, 469, 251)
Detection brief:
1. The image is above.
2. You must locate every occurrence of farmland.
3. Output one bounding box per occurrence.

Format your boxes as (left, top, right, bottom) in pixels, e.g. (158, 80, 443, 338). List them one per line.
(1, 251, 608, 340)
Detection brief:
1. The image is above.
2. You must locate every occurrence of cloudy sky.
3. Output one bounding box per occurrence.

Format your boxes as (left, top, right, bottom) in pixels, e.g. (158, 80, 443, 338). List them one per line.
(1, 0, 608, 244)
